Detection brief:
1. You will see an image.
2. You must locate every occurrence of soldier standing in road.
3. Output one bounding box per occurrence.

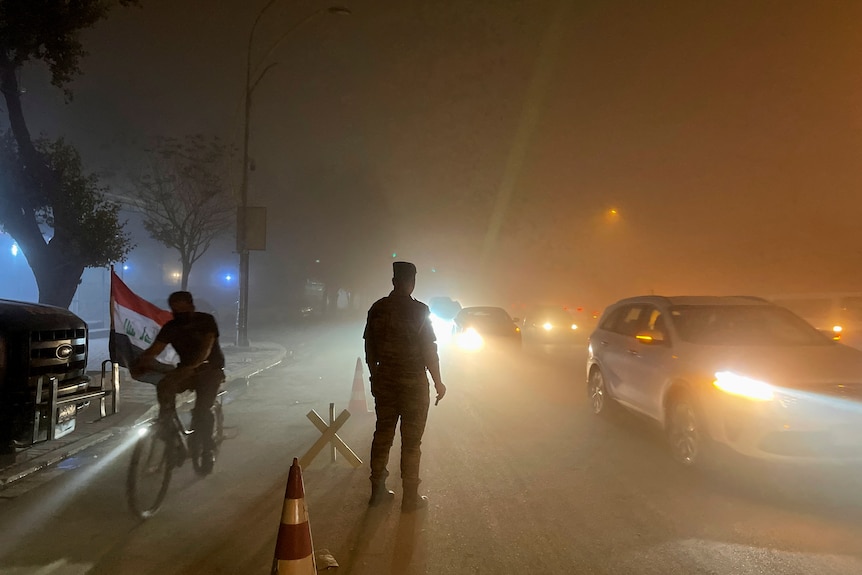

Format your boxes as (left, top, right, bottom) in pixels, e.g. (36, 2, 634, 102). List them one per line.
(364, 261, 446, 512)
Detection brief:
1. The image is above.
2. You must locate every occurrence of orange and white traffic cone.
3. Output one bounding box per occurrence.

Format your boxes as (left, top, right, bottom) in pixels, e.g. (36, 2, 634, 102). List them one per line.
(348, 357, 371, 415)
(271, 458, 315, 575)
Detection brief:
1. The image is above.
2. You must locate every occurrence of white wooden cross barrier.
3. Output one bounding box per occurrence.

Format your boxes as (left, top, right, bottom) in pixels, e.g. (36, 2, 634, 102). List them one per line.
(298, 403, 363, 469)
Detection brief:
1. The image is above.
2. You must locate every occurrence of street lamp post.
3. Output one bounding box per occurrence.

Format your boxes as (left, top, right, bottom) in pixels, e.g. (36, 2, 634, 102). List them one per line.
(236, 2, 350, 348)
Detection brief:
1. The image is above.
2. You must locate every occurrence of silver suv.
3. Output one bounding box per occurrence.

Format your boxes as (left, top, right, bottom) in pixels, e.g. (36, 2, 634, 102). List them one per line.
(586, 295, 862, 467)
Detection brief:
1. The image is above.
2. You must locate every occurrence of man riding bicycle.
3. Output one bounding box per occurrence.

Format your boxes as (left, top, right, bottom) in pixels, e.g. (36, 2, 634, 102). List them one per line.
(130, 291, 225, 474)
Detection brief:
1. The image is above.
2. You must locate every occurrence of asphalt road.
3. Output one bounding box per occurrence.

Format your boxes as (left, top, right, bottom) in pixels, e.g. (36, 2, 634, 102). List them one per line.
(1, 319, 862, 574)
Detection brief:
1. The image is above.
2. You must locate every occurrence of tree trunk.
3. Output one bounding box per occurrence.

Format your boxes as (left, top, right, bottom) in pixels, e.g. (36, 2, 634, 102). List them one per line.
(0, 63, 40, 166)
(37, 267, 84, 308)
(29, 248, 85, 308)
(181, 259, 191, 291)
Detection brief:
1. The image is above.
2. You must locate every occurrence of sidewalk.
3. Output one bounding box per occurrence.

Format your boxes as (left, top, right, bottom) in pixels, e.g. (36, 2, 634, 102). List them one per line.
(0, 340, 287, 489)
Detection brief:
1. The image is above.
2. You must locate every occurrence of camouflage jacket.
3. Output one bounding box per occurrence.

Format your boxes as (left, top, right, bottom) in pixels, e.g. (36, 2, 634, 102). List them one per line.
(363, 291, 438, 377)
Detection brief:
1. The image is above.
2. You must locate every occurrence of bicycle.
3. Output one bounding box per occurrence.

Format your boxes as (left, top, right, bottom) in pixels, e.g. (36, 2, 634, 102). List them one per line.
(126, 389, 225, 519)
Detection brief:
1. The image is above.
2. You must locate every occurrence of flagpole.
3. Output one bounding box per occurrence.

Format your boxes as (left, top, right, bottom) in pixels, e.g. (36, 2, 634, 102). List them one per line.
(109, 265, 115, 332)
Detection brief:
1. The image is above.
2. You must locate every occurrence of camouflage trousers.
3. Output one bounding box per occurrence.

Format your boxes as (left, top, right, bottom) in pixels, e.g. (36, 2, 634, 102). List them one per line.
(369, 372, 430, 487)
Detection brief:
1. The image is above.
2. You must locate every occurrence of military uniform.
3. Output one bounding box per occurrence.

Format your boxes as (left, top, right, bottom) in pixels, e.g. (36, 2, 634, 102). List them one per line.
(364, 262, 439, 502)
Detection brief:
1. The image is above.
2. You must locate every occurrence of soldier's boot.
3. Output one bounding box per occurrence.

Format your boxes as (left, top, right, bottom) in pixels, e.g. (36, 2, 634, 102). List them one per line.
(368, 480, 396, 506)
(401, 483, 428, 513)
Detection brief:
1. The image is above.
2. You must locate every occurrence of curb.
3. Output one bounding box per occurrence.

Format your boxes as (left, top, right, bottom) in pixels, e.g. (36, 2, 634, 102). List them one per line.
(0, 430, 115, 487)
(228, 356, 285, 382)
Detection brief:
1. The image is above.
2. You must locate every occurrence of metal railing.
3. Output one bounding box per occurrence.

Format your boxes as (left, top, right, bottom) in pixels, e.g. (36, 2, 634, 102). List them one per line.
(31, 361, 120, 442)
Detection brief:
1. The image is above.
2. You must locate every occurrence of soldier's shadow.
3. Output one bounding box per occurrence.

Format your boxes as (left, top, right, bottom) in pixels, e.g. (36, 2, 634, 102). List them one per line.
(390, 510, 427, 573)
(337, 502, 390, 574)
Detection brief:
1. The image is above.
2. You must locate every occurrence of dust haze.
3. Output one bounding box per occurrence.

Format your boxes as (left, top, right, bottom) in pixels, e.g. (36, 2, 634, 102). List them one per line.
(6, 0, 861, 324)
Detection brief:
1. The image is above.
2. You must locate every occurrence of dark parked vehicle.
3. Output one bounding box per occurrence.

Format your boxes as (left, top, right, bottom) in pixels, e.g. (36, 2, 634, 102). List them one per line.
(0, 299, 115, 452)
(451, 306, 521, 351)
(587, 295, 862, 468)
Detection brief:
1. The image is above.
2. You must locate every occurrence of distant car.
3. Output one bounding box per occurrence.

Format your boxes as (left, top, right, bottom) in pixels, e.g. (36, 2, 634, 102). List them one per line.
(587, 295, 862, 468)
(451, 306, 521, 351)
(569, 307, 601, 339)
(429, 296, 462, 344)
(767, 292, 862, 350)
(521, 305, 580, 345)
(429, 296, 462, 321)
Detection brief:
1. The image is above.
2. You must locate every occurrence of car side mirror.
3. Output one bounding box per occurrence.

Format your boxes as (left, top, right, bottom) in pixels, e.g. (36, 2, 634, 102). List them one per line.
(635, 331, 665, 344)
(818, 328, 841, 342)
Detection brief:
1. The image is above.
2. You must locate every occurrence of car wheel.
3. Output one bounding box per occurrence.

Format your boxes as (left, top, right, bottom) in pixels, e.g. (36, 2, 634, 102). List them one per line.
(666, 394, 708, 467)
(587, 368, 611, 415)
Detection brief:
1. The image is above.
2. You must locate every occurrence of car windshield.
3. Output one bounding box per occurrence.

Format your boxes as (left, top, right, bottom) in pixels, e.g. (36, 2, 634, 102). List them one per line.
(528, 308, 572, 324)
(460, 308, 514, 327)
(670, 305, 832, 346)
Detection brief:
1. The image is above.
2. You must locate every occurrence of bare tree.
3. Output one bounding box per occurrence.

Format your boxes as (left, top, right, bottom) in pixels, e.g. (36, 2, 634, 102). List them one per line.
(129, 134, 235, 290)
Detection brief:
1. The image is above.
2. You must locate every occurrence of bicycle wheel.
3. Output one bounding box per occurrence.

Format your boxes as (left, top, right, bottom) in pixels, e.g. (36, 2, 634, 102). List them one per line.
(191, 402, 223, 475)
(127, 423, 173, 519)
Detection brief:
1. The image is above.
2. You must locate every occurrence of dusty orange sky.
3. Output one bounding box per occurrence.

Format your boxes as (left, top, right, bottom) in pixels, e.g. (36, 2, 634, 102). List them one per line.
(12, 0, 862, 312)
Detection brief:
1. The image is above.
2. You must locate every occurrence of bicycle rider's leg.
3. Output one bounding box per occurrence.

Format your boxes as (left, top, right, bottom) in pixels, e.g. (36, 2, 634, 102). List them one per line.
(191, 368, 223, 453)
(156, 370, 184, 430)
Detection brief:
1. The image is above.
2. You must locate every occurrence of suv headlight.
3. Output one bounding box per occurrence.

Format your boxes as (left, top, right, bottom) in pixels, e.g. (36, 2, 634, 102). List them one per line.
(713, 371, 775, 401)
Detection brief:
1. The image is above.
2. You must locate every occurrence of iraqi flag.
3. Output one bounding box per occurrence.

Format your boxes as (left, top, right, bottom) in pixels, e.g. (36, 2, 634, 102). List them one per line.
(109, 269, 177, 382)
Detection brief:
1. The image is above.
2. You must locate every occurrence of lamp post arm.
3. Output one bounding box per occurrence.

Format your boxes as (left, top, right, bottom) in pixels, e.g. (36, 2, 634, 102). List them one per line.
(250, 62, 279, 95)
(248, 7, 336, 88)
(248, 0, 280, 68)
(241, 0, 279, 200)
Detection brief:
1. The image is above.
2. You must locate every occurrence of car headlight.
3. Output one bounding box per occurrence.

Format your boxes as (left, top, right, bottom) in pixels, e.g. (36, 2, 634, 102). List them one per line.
(571, 324, 578, 330)
(713, 371, 775, 401)
(543, 322, 553, 331)
(457, 328, 484, 351)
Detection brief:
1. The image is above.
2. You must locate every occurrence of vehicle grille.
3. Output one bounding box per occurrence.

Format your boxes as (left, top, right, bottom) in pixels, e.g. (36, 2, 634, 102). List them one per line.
(31, 327, 87, 342)
(28, 327, 88, 391)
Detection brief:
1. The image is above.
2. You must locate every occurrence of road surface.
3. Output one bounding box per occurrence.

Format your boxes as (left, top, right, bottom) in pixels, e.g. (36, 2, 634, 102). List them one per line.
(1, 319, 861, 574)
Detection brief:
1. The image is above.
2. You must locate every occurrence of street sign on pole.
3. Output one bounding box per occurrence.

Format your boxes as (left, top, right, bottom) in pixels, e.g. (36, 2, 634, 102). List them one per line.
(236, 206, 266, 348)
